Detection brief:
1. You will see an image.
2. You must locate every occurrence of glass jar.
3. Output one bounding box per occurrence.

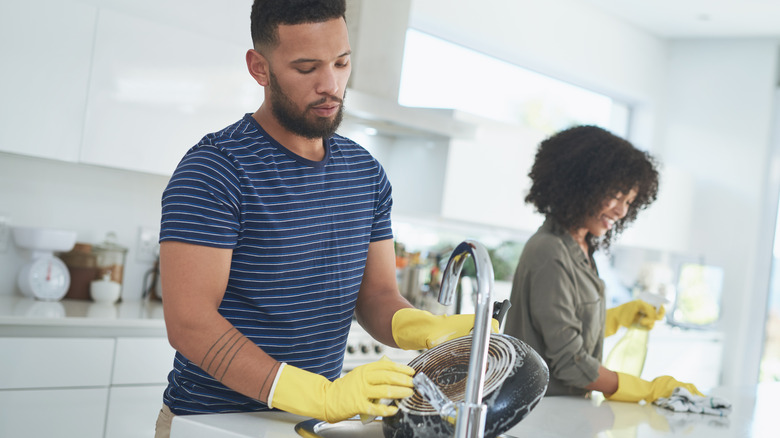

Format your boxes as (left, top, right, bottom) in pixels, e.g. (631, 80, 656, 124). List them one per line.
(59, 243, 99, 300)
(92, 232, 128, 293)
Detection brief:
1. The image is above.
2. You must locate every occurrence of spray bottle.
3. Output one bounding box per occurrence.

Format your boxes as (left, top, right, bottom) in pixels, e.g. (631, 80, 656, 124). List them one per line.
(604, 290, 668, 377)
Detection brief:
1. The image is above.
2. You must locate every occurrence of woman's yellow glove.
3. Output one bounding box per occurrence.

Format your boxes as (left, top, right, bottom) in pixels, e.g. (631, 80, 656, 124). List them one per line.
(606, 372, 703, 403)
(605, 300, 665, 337)
(269, 357, 414, 423)
(391, 308, 500, 350)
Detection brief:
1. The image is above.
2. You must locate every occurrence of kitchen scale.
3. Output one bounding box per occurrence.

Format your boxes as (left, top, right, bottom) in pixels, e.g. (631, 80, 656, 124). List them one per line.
(13, 226, 77, 301)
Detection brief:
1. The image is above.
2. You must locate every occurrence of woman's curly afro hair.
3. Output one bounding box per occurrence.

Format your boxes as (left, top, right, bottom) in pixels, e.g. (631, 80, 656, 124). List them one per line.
(525, 125, 659, 250)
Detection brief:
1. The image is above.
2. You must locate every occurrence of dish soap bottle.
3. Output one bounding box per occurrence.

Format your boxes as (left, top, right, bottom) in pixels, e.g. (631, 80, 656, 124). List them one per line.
(604, 291, 667, 377)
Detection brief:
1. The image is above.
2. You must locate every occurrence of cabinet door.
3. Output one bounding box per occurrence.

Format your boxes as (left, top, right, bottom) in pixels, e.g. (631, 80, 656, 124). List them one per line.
(440, 117, 545, 231)
(80, 9, 259, 175)
(0, 337, 114, 389)
(0, 0, 96, 161)
(112, 337, 175, 385)
(105, 384, 167, 438)
(0, 387, 108, 438)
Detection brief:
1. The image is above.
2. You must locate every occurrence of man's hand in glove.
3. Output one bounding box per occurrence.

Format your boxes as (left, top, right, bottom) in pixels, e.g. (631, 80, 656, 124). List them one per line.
(606, 373, 703, 403)
(605, 300, 665, 337)
(391, 308, 500, 350)
(270, 357, 414, 423)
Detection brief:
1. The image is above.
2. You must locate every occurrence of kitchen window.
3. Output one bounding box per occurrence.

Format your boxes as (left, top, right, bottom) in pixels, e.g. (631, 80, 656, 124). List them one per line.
(398, 29, 630, 137)
(761, 210, 780, 382)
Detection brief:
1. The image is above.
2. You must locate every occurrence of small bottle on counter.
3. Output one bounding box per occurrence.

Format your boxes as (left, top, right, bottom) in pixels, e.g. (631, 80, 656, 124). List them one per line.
(90, 272, 121, 304)
(93, 232, 127, 301)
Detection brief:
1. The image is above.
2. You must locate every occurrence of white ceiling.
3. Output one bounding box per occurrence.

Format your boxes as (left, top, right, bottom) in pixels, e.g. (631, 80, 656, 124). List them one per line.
(579, 0, 780, 38)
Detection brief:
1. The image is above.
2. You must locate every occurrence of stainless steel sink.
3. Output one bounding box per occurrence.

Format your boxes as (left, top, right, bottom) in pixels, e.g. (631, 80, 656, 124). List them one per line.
(295, 240, 544, 438)
(294, 418, 521, 438)
(295, 418, 385, 438)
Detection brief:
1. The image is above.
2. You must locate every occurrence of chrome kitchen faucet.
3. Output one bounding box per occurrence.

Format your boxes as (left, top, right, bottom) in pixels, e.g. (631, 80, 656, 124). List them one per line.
(438, 240, 495, 438)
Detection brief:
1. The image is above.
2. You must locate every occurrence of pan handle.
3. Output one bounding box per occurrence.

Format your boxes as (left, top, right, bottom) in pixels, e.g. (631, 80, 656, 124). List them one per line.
(491, 299, 512, 328)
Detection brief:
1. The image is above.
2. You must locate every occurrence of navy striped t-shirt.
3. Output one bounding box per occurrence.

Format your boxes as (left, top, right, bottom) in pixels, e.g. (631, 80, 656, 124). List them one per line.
(159, 114, 394, 415)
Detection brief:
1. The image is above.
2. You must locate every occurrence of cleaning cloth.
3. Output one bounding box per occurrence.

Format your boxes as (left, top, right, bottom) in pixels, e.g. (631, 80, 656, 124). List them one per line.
(653, 387, 732, 416)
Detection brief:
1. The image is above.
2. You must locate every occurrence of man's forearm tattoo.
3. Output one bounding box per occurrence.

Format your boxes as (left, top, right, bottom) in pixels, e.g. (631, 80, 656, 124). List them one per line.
(259, 360, 281, 402)
(201, 327, 250, 381)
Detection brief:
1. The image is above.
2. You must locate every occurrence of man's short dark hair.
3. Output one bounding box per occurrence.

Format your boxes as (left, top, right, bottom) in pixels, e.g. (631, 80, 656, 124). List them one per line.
(250, 0, 347, 51)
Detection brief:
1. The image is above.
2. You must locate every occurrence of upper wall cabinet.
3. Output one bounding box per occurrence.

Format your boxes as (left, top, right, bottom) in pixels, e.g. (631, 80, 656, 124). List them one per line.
(440, 113, 546, 233)
(80, 8, 260, 175)
(618, 165, 695, 252)
(0, 0, 97, 162)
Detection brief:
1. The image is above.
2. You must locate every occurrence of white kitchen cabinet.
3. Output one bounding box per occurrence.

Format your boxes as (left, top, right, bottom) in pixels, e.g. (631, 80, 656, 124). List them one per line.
(0, 334, 175, 438)
(106, 338, 173, 436)
(439, 114, 546, 232)
(0, 336, 175, 438)
(112, 337, 175, 385)
(0, 337, 113, 437)
(0, 298, 173, 437)
(106, 338, 175, 438)
(105, 385, 167, 438)
(0, 0, 97, 162)
(367, 134, 451, 217)
(356, 110, 546, 231)
(617, 165, 695, 253)
(0, 387, 109, 438)
(1, 0, 257, 175)
(80, 8, 259, 175)
(0, 337, 114, 389)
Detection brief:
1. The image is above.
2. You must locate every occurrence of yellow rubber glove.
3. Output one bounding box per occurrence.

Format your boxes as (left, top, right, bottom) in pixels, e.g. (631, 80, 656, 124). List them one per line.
(270, 357, 415, 423)
(391, 308, 500, 350)
(606, 372, 703, 403)
(605, 300, 665, 337)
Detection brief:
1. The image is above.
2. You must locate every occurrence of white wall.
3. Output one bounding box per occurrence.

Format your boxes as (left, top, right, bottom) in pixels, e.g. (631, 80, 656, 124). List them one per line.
(409, 0, 780, 387)
(658, 40, 780, 387)
(0, 152, 169, 300)
(1, 0, 779, 387)
(409, 0, 668, 150)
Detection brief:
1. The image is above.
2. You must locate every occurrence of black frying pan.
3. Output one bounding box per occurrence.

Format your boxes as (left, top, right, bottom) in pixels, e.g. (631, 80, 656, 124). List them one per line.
(382, 333, 549, 438)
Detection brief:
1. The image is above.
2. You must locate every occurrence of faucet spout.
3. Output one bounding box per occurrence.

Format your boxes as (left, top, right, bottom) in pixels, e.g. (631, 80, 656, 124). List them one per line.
(438, 240, 495, 438)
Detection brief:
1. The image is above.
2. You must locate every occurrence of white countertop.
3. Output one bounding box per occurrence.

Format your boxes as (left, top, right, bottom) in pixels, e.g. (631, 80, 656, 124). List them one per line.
(0, 295, 166, 337)
(171, 383, 779, 438)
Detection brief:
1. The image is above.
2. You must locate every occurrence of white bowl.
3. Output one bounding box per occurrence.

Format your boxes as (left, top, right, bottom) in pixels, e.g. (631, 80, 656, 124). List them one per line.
(90, 279, 121, 304)
(13, 227, 77, 252)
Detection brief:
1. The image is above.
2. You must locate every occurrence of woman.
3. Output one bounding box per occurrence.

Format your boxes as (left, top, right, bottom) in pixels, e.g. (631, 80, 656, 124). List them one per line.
(504, 125, 701, 402)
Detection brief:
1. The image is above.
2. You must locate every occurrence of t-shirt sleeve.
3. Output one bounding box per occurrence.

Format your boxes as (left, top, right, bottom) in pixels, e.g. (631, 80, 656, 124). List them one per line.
(369, 162, 393, 243)
(159, 146, 242, 249)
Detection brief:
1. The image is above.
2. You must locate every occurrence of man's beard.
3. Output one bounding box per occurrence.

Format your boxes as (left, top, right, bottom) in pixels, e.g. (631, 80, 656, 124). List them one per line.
(268, 70, 344, 139)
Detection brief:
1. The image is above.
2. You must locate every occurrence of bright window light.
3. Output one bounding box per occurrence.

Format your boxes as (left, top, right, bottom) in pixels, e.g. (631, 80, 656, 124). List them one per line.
(399, 29, 627, 136)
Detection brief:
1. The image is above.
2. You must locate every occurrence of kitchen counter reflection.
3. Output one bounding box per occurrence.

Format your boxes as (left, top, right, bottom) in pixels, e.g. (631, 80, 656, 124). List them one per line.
(0, 295, 165, 337)
(509, 384, 771, 437)
(171, 384, 779, 438)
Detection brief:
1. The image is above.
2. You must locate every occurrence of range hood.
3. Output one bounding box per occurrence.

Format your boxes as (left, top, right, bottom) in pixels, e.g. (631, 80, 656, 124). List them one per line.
(342, 0, 475, 140)
(342, 88, 476, 140)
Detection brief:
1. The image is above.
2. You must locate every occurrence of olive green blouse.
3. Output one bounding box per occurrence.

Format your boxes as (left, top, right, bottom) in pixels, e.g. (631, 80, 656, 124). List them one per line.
(504, 218, 606, 396)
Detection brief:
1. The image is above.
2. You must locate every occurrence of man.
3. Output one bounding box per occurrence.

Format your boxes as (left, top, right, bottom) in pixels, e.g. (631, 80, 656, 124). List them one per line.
(154, 1, 490, 436)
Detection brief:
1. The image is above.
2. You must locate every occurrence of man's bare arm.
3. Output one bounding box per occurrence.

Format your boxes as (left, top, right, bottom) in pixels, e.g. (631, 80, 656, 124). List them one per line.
(354, 239, 413, 347)
(160, 241, 279, 402)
